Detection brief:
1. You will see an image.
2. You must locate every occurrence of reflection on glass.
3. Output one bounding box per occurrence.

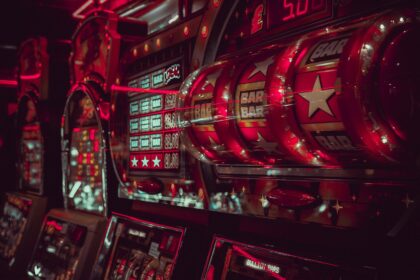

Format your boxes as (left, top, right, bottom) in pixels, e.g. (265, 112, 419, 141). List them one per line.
(20, 123, 42, 191)
(99, 215, 184, 280)
(27, 217, 87, 279)
(19, 97, 43, 193)
(0, 194, 32, 260)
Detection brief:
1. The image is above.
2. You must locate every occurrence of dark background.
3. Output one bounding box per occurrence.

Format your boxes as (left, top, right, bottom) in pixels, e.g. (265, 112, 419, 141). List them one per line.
(0, 0, 83, 78)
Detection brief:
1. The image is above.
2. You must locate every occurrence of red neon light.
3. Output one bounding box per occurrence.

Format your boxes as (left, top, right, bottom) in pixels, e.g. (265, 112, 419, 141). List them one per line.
(111, 85, 178, 95)
(232, 245, 285, 280)
(282, 0, 326, 22)
(89, 128, 96, 141)
(0, 80, 18, 87)
(46, 220, 63, 231)
(20, 73, 41, 80)
(183, 26, 190, 37)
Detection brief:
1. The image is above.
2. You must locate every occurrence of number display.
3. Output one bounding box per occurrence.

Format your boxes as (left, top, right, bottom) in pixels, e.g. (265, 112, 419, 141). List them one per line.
(282, 0, 326, 22)
(268, 0, 332, 30)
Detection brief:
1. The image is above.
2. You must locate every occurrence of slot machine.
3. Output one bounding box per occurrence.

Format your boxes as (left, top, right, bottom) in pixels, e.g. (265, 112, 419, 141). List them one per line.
(97, 0, 419, 279)
(90, 2, 211, 279)
(0, 37, 69, 276)
(25, 12, 147, 279)
(182, 0, 420, 279)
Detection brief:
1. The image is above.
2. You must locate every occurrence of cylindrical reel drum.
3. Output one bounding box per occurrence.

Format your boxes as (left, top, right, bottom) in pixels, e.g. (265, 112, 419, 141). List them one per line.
(61, 82, 109, 215)
(216, 52, 280, 166)
(179, 61, 240, 163)
(269, 10, 420, 167)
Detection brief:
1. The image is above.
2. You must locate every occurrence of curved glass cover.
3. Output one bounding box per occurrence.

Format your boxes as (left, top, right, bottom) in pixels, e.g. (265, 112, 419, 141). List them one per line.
(64, 91, 106, 215)
(18, 96, 43, 193)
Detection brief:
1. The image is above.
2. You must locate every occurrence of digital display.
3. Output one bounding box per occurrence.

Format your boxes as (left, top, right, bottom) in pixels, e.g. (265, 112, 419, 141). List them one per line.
(129, 63, 182, 90)
(64, 92, 106, 215)
(20, 123, 43, 192)
(17, 96, 43, 193)
(68, 127, 104, 214)
(0, 194, 32, 260)
(127, 63, 182, 171)
(101, 216, 183, 279)
(129, 94, 179, 171)
(27, 217, 87, 279)
(128, 67, 180, 172)
(204, 238, 376, 279)
(268, 0, 332, 30)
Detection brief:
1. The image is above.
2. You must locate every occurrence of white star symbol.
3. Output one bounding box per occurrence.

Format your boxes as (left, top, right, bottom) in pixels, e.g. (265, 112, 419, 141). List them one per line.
(141, 156, 149, 167)
(254, 133, 278, 153)
(201, 70, 221, 90)
(152, 156, 161, 167)
(402, 194, 414, 209)
(332, 200, 343, 214)
(131, 156, 139, 167)
(299, 75, 335, 118)
(248, 56, 274, 79)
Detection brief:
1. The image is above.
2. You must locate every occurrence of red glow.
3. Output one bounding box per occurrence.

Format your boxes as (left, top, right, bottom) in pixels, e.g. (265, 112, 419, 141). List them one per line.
(46, 220, 63, 231)
(0, 79, 17, 87)
(94, 140, 99, 152)
(20, 73, 41, 80)
(251, 4, 264, 34)
(111, 85, 178, 95)
(281, 0, 326, 22)
(89, 129, 96, 141)
(201, 25, 209, 38)
(212, 0, 221, 8)
(99, 102, 110, 120)
(183, 25, 190, 37)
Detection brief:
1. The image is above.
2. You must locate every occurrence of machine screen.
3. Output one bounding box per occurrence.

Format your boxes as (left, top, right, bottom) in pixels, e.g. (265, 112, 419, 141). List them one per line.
(127, 63, 181, 174)
(0, 193, 32, 261)
(27, 217, 87, 279)
(112, 58, 205, 209)
(20, 123, 42, 192)
(128, 87, 179, 172)
(18, 97, 43, 193)
(99, 215, 184, 279)
(268, 0, 333, 29)
(203, 238, 376, 279)
(66, 93, 105, 214)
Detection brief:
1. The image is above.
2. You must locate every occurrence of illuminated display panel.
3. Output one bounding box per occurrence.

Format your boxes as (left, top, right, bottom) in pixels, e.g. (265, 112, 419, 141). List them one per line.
(203, 238, 376, 279)
(127, 63, 182, 173)
(20, 123, 43, 192)
(98, 215, 184, 279)
(112, 55, 206, 208)
(0, 193, 32, 260)
(267, 0, 333, 30)
(27, 217, 87, 279)
(66, 93, 105, 215)
(18, 96, 43, 193)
